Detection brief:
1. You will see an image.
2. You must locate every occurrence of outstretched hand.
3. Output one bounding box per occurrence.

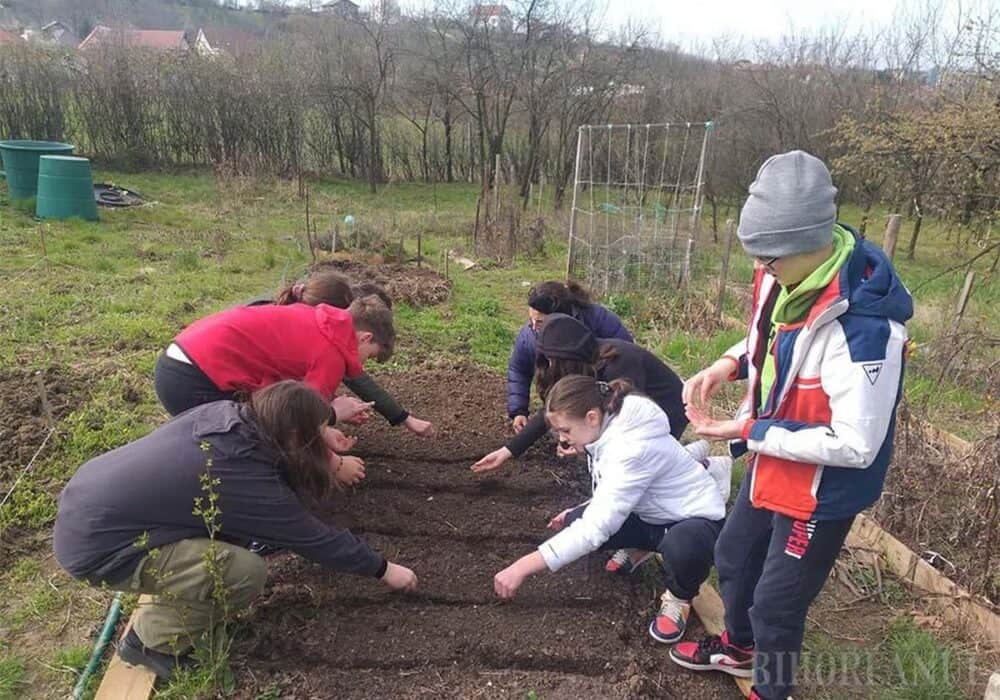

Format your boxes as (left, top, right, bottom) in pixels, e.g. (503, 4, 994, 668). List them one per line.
(323, 426, 357, 453)
(472, 447, 513, 474)
(333, 396, 374, 425)
(404, 415, 436, 438)
(686, 404, 745, 441)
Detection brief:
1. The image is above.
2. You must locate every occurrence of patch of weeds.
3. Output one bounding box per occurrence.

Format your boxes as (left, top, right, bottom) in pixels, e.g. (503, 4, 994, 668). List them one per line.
(80, 233, 101, 244)
(93, 257, 116, 273)
(603, 293, 633, 318)
(50, 643, 91, 677)
(0, 656, 26, 700)
(8, 584, 66, 628)
(6, 558, 42, 584)
(262, 250, 276, 269)
(12, 197, 35, 214)
(876, 616, 967, 700)
(172, 250, 201, 272)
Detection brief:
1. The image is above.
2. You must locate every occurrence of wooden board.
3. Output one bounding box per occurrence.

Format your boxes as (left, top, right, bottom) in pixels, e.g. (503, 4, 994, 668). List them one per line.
(846, 514, 1000, 651)
(94, 595, 157, 700)
(692, 583, 754, 697)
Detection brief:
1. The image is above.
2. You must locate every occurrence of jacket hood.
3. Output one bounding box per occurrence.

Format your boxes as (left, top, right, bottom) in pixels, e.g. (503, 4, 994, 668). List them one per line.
(314, 304, 363, 377)
(537, 313, 598, 361)
(587, 395, 671, 454)
(840, 230, 913, 324)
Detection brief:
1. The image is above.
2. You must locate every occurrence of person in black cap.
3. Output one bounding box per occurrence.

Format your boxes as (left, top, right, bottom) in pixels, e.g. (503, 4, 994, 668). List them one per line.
(506, 281, 632, 433)
(475, 313, 685, 473)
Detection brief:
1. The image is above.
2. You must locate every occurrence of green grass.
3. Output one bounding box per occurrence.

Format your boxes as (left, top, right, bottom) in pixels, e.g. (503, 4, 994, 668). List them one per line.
(0, 656, 25, 700)
(0, 169, 995, 698)
(876, 617, 969, 700)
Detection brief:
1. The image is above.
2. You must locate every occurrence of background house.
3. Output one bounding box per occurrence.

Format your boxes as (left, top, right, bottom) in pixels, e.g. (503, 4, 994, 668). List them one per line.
(79, 25, 189, 52)
(194, 27, 258, 57)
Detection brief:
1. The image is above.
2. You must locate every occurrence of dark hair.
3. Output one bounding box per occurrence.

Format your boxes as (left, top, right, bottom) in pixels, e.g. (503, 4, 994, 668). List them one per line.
(348, 295, 395, 362)
(246, 381, 332, 502)
(352, 281, 393, 309)
(527, 280, 592, 315)
(545, 376, 635, 419)
(534, 343, 620, 400)
(275, 269, 355, 308)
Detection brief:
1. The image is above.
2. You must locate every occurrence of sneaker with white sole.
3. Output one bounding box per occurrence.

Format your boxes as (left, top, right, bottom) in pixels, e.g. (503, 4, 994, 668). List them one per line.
(604, 549, 655, 575)
(685, 439, 711, 466)
(669, 631, 754, 678)
(648, 589, 691, 643)
(705, 456, 733, 501)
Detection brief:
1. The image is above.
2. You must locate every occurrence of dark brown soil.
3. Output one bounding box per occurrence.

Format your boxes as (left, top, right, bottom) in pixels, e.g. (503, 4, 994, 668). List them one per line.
(313, 258, 452, 308)
(0, 368, 80, 485)
(231, 365, 740, 699)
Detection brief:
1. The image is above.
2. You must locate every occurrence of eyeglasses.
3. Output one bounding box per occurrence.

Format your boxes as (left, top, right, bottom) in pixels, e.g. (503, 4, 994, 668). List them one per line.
(755, 255, 780, 270)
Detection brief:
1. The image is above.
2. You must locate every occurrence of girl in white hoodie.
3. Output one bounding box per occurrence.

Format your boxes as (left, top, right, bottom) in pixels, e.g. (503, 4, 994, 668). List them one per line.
(493, 376, 726, 644)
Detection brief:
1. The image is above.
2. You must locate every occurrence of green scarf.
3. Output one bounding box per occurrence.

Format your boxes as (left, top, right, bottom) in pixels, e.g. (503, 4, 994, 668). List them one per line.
(758, 225, 855, 412)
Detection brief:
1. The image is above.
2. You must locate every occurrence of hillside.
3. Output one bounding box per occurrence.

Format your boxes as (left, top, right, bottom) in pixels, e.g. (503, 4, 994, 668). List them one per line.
(0, 0, 273, 37)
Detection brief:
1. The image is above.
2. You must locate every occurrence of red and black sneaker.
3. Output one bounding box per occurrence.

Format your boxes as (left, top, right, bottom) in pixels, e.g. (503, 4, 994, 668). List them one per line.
(668, 631, 753, 678)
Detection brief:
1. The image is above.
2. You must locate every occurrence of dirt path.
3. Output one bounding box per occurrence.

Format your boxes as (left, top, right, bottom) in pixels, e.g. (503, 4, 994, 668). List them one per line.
(231, 366, 740, 699)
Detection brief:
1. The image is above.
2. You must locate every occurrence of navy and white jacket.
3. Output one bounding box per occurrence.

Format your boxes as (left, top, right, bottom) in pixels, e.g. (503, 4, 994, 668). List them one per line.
(727, 232, 913, 521)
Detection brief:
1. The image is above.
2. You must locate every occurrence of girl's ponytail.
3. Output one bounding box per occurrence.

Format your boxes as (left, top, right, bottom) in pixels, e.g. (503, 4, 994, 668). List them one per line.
(545, 375, 636, 419)
(274, 269, 355, 308)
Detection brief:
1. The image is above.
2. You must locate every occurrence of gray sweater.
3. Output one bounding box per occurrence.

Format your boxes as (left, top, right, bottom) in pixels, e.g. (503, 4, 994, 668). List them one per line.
(54, 401, 384, 585)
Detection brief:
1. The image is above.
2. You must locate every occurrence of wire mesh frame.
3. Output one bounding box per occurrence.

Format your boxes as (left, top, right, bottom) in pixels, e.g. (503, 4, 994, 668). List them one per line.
(566, 121, 713, 296)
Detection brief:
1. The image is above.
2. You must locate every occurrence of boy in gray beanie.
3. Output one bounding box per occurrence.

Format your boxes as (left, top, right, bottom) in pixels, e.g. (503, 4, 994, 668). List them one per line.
(668, 151, 913, 700)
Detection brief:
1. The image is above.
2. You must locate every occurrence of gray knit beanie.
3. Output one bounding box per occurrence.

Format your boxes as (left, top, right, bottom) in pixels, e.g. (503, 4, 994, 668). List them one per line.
(737, 150, 837, 258)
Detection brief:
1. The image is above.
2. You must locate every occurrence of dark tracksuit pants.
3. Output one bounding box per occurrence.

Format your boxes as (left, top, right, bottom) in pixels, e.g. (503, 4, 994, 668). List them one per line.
(716, 473, 854, 700)
(564, 505, 723, 601)
(154, 353, 234, 416)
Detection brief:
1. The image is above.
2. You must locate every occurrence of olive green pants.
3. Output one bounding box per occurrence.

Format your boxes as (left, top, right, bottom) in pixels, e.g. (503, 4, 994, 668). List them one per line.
(114, 538, 267, 653)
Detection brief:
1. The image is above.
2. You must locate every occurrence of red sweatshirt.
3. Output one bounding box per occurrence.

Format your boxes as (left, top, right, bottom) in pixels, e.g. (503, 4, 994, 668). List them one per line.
(175, 303, 363, 400)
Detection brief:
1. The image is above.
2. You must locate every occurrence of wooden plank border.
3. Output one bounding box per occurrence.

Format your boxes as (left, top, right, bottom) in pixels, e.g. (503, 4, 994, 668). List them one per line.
(94, 595, 157, 700)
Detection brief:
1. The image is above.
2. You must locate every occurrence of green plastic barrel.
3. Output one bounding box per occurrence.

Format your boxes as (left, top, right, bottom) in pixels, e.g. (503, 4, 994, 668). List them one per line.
(0, 140, 75, 201)
(35, 155, 99, 221)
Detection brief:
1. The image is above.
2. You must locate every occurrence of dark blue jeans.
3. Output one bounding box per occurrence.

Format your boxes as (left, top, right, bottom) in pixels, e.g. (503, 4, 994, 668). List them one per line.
(564, 505, 723, 600)
(715, 473, 855, 700)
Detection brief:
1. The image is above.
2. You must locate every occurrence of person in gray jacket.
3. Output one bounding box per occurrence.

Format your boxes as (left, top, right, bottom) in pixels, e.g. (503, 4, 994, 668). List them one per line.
(54, 381, 418, 680)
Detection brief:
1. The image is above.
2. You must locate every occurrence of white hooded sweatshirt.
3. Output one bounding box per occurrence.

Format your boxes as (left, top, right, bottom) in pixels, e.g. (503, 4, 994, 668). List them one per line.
(539, 395, 726, 572)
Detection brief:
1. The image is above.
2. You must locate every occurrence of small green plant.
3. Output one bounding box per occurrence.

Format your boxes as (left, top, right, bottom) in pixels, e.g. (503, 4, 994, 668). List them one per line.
(877, 616, 967, 700)
(158, 441, 234, 698)
(172, 250, 201, 272)
(94, 258, 116, 273)
(0, 656, 25, 700)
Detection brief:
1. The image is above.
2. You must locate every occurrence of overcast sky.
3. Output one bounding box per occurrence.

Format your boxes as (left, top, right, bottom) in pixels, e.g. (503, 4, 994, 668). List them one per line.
(600, 0, 899, 45)
(385, 0, 982, 49)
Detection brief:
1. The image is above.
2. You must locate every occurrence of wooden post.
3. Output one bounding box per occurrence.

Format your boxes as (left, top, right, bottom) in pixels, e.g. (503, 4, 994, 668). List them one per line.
(883, 214, 901, 260)
(332, 221, 338, 254)
(715, 219, 736, 320)
(493, 153, 501, 216)
(40, 230, 49, 269)
(955, 270, 975, 320)
(304, 189, 316, 261)
(34, 372, 53, 428)
(566, 127, 583, 280)
(417, 230, 422, 268)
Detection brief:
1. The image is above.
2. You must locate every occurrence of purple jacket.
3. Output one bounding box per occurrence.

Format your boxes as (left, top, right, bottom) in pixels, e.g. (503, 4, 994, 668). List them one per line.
(506, 304, 633, 418)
